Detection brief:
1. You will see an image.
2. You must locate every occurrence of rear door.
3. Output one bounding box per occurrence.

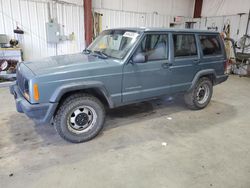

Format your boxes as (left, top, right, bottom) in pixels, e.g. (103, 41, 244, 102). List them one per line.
(170, 33, 200, 93)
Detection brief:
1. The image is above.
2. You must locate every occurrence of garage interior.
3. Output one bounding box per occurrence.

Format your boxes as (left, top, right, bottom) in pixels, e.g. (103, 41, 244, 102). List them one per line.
(1, 0, 250, 187)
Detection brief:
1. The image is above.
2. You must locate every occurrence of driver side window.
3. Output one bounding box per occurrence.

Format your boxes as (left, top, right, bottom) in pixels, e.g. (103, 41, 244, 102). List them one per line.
(135, 34, 168, 61)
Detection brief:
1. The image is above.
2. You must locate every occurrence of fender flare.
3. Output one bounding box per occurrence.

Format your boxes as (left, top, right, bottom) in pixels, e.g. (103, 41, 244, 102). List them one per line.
(188, 69, 216, 91)
(49, 81, 114, 108)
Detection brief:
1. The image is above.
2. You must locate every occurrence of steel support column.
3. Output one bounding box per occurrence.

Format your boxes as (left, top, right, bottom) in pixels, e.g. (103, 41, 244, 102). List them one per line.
(193, 0, 203, 18)
(84, 0, 93, 46)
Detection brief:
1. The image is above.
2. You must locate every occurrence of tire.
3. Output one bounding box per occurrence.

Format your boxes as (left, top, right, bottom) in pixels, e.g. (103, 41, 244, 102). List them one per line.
(54, 93, 105, 143)
(184, 77, 213, 110)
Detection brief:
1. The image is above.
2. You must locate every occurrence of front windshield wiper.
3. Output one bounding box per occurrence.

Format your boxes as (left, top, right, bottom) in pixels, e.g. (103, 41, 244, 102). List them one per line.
(82, 49, 92, 54)
(93, 50, 109, 59)
(83, 49, 109, 59)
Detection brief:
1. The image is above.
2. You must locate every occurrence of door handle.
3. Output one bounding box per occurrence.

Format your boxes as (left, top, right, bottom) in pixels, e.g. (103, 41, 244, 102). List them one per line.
(162, 63, 172, 69)
(193, 59, 200, 64)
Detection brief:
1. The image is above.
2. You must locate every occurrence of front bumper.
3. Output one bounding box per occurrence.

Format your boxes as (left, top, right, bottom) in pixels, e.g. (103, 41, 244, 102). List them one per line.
(9, 83, 58, 124)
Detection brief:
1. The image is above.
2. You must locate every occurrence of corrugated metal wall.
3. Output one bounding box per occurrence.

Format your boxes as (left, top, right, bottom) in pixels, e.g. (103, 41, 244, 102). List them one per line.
(94, 8, 188, 30)
(201, 0, 250, 17)
(188, 14, 250, 55)
(0, 0, 85, 60)
(191, 15, 249, 41)
(93, 0, 195, 17)
(194, 0, 250, 54)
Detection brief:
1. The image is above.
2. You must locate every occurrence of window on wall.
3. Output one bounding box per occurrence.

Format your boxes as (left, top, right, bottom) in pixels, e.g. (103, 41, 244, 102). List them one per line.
(135, 34, 168, 61)
(173, 34, 197, 57)
(199, 35, 222, 56)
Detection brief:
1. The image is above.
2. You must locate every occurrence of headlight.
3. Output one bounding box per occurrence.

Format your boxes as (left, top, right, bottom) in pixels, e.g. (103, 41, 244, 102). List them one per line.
(24, 91, 30, 101)
(23, 80, 30, 100)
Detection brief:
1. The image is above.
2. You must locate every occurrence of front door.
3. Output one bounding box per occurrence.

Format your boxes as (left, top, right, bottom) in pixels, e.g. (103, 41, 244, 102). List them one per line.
(122, 33, 171, 103)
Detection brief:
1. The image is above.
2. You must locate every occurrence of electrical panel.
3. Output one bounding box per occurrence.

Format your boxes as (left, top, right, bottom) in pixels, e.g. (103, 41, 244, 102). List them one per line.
(0, 34, 8, 44)
(46, 22, 60, 43)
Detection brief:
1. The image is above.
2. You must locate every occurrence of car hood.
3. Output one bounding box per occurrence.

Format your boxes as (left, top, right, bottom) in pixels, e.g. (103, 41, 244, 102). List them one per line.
(23, 53, 118, 76)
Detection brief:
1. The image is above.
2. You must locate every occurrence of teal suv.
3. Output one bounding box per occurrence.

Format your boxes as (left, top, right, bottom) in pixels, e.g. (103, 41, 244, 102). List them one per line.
(10, 28, 228, 143)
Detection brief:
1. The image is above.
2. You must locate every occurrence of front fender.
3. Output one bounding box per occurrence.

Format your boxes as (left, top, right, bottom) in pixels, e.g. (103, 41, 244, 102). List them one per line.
(49, 81, 114, 108)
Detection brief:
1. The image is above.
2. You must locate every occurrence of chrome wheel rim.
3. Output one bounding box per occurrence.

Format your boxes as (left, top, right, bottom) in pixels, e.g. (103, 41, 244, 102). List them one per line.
(196, 84, 210, 104)
(67, 106, 97, 134)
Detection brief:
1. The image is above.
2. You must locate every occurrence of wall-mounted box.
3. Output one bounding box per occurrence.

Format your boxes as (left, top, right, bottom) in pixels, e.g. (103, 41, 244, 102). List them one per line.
(46, 22, 60, 43)
(0, 34, 8, 44)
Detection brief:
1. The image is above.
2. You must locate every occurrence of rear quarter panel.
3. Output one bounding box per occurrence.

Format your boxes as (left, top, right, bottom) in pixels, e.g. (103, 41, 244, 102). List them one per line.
(197, 33, 227, 76)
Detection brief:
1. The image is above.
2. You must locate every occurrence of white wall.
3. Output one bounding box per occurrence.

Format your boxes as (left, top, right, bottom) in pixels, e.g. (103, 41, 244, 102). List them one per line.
(190, 0, 250, 54)
(93, 0, 194, 30)
(0, 0, 85, 61)
(191, 0, 250, 41)
(191, 15, 249, 41)
(93, 0, 195, 17)
(201, 0, 250, 17)
(94, 8, 176, 30)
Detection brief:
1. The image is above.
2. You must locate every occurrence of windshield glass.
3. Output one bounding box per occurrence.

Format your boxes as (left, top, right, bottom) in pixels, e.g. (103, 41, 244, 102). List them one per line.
(87, 30, 140, 59)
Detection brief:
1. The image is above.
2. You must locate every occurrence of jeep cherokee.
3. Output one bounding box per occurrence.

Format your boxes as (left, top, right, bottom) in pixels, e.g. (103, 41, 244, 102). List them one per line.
(10, 28, 228, 143)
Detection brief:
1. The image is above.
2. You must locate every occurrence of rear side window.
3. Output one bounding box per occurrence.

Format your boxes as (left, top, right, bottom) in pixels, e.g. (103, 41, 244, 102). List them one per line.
(173, 34, 197, 57)
(199, 35, 222, 56)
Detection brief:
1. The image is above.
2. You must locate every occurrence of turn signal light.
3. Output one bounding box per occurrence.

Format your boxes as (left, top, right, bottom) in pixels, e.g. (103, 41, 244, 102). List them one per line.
(33, 84, 39, 101)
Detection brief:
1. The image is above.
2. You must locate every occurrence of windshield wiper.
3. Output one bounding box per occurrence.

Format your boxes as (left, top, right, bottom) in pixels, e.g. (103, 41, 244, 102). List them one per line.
(93, 50, 109, 59)
(82, 49, 92, 54)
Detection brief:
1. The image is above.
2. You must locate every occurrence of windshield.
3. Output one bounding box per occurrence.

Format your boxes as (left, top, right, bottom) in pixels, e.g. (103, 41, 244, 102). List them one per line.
(87, 30, 140, 59)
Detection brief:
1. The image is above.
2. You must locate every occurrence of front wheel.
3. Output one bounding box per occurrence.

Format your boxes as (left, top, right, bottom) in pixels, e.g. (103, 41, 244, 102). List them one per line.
(54, 93, 105, 143)
(184, 77, 213, 110)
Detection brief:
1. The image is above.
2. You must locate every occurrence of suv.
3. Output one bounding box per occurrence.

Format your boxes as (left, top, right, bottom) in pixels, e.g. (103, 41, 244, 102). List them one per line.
(10, 28, 228, 143)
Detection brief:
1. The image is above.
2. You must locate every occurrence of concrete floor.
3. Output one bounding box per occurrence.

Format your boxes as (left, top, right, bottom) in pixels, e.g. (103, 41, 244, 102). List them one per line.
(0, 75, 250, 188)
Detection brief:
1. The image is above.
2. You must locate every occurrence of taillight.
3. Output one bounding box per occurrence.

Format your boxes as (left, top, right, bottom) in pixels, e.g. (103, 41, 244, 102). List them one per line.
(224, 59, 229, 74)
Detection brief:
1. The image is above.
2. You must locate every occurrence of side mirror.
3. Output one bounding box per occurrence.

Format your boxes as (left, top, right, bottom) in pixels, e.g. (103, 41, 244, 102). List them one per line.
(132, 53, 146, 64)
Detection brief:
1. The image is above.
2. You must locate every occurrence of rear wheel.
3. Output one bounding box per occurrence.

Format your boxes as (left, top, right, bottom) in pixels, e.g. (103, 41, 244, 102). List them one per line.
(184, 77, 213, 110)
(54, 93, 105, 143)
